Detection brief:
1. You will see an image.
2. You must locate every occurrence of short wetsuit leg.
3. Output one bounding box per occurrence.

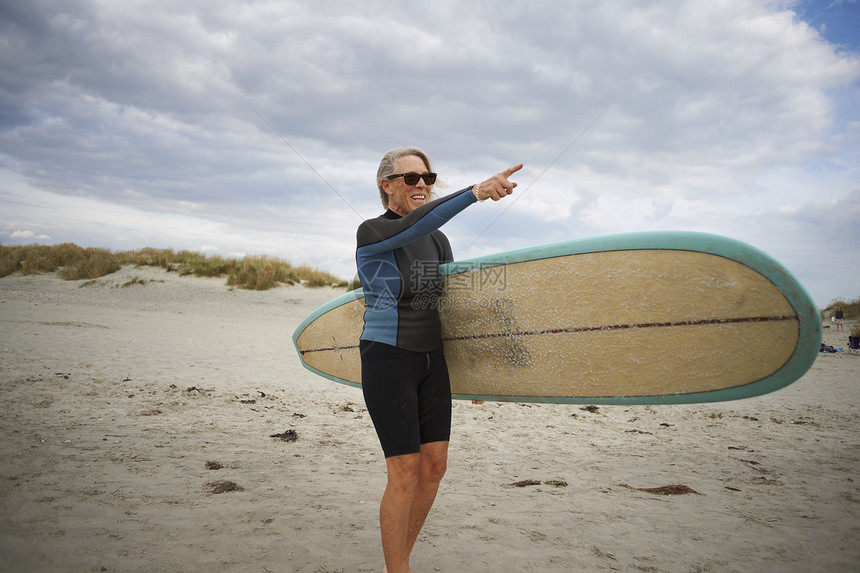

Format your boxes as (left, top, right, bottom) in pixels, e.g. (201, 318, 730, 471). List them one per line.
(417, 344, 452, 447)
(360, 340, 452, 458)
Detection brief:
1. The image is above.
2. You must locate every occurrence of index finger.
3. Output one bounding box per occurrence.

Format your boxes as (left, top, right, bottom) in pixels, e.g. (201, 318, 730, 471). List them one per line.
(501, 163, 524, 177)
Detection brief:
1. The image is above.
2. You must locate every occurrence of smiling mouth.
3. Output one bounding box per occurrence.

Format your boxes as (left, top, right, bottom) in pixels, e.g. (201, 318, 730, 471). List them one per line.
(411, 193, 426, 203)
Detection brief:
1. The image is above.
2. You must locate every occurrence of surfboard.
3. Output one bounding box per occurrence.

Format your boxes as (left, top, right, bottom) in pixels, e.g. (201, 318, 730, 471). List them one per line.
(292, 231, 820, 405)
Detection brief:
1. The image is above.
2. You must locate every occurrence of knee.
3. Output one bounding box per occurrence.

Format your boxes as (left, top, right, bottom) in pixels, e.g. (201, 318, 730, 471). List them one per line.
(387, 457, 422, 492)
(420, 454, 447, 484)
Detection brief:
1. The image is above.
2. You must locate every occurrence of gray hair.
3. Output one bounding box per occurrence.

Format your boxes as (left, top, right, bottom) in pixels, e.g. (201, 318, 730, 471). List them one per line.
(376, 146, 434, 209)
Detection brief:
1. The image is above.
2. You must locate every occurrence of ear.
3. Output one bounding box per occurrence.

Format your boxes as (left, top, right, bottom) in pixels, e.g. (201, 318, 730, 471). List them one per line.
(380, 178, 393, 196)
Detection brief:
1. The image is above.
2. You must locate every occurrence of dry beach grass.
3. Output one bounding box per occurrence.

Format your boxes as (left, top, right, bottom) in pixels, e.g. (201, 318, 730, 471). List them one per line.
(0, 266, 858, 572)
(0, 243, 347, 289)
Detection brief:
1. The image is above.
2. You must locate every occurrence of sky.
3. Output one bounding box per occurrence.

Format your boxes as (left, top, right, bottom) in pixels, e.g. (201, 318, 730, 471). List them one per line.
(1, 0, 859, 307)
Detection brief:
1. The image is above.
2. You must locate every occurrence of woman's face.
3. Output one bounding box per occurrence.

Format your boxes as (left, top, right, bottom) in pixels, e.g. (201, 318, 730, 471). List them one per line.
(382, 154, 433, 216)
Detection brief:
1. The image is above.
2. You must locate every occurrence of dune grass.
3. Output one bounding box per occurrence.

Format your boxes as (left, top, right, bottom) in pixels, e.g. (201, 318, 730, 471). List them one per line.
(0, 243, 348, 290)
(0, 243, 120, 280)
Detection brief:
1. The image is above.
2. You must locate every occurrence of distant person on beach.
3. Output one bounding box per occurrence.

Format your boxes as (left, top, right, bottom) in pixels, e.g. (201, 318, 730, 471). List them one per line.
(356, 146, 521, 573)
(835, 306, 844, 331)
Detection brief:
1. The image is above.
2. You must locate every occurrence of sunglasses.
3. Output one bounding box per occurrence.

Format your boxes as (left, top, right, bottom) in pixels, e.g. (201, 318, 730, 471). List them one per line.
(386, 172, 437, 186)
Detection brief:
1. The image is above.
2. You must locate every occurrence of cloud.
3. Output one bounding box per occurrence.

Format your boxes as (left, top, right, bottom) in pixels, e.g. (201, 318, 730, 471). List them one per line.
(8, 230, 51, 241)
(0, 0, 858, 305)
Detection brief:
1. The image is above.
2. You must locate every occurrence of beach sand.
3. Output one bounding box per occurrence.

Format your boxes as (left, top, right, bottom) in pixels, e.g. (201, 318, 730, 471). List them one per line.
(1, 267, 858, 572)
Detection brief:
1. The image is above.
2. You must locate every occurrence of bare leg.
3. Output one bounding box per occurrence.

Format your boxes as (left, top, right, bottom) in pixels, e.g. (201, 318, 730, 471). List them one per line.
(380, 453, 419, 573)
(379, 441, 449, 573)
(403, 441, 448, 561)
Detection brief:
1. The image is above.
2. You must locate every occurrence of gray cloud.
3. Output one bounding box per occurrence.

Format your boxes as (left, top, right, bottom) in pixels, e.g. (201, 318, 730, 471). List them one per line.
(1, 0, 859, 305)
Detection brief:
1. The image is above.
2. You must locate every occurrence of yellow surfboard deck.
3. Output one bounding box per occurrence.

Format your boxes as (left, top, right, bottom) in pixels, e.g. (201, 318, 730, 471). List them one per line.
(293, 232, 820, 404)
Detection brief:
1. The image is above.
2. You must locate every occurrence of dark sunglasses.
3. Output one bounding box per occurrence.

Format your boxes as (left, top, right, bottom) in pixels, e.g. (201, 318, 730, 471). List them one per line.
(386, 172, 437, 186)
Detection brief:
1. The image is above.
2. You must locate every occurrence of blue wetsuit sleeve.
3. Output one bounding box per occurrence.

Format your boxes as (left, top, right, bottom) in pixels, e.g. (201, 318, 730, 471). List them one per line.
(356, 187, 476, 254)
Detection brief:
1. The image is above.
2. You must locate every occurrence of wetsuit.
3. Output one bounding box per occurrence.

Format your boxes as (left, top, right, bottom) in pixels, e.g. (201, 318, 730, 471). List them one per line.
(356, 187, 477, 457)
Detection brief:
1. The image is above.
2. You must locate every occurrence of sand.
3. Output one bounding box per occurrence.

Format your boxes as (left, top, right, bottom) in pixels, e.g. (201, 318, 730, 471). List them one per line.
(1, 266, 858, 573)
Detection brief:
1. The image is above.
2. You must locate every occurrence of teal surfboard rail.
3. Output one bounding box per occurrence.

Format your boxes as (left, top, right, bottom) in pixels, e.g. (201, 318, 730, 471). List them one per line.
(293, 231, 821, 405)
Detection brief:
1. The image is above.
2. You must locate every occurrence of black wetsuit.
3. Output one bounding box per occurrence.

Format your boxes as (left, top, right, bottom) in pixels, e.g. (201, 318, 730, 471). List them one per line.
(355, 187, 477, 457)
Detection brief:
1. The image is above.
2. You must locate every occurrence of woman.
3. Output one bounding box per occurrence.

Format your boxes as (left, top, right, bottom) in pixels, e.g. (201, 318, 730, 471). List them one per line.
(356, 146, 522, 573)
